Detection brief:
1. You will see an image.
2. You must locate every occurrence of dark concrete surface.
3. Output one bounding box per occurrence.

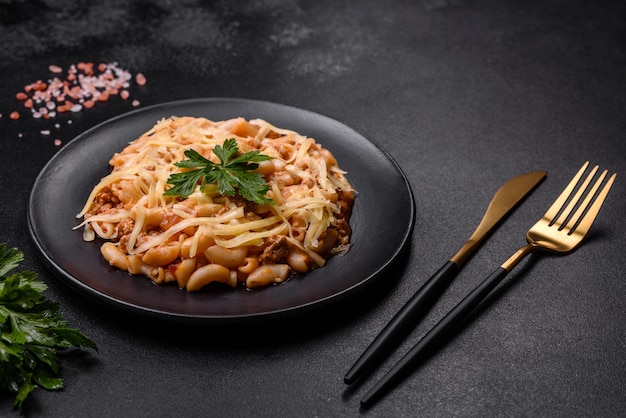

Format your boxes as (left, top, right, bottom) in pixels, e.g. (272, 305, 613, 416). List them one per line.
(1, 1, 625, 416)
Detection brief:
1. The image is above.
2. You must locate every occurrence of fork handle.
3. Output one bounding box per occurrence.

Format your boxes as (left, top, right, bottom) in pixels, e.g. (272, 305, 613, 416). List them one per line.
(344, 261, 459, 385)
(360, 266, 509, 408)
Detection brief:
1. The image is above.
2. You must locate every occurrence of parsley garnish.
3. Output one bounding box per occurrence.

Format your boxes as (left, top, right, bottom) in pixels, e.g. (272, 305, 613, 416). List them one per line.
(0, 243, 98, 409)
(164, 138, 274, 205)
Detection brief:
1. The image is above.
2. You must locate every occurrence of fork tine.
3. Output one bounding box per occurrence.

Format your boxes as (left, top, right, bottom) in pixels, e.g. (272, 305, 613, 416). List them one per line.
(562, 169, 607, 232)
(544, 161, 590, 225)
(567, 171, 616, 236)
(554, 164, 599, 229)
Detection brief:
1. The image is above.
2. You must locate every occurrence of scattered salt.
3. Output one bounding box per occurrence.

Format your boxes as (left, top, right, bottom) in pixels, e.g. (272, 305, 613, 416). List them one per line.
(5, 62, 146, 146)
(11, 62, 145, 122)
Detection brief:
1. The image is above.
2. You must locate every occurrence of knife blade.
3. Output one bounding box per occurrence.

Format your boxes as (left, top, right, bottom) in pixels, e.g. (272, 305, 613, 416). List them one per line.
(344, 170, 547, 385)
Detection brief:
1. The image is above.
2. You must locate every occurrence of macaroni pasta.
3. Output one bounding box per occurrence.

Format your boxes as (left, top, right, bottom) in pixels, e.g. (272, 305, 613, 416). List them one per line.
(76, 116, 355, 290)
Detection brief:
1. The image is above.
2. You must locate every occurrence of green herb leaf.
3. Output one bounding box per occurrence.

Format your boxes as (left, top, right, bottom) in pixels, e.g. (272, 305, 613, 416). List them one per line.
(164, 139, 274, 205)
(0, 243, 98, 409)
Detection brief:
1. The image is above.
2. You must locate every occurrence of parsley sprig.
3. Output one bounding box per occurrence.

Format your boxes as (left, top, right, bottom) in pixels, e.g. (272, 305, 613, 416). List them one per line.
(0, 243, 98, 409)
(164, 138, 274, 205)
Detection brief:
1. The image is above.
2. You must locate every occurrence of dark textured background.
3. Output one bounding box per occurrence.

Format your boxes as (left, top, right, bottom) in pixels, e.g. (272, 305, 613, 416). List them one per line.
(1, 1, 625, 416)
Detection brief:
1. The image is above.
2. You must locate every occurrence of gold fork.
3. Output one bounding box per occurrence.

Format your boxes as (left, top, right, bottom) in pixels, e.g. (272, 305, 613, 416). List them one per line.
(361, 161, 617, 408)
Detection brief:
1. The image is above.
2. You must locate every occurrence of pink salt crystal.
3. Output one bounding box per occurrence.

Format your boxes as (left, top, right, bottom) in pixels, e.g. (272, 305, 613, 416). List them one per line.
(135, 73, 146, 86)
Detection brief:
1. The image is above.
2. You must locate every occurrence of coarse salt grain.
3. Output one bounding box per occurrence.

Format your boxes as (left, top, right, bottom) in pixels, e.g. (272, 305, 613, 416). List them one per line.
(135, 73, 147, 86)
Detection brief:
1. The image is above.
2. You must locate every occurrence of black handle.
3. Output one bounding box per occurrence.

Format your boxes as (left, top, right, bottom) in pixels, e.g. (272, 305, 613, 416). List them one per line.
(344, 261, 459, 385)
(360, 266, 509, 408)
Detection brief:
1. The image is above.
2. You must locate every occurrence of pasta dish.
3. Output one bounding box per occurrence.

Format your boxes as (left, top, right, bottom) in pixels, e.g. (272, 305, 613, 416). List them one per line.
(75, 116, 355, 290)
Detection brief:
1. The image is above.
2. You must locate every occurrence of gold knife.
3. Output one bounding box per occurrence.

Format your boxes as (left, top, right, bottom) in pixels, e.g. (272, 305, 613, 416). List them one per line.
(344, 170, 547, 385)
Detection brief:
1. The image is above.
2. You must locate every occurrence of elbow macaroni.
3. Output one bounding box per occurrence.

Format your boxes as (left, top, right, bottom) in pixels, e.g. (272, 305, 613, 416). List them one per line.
(76, 116, 355, 291)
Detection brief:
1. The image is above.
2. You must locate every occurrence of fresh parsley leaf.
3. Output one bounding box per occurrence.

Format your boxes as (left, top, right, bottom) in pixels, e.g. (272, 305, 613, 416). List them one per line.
(164, 139, 274, 205)
(0, 244, 22, 277)
(162, 167, 206, 199)
(0, 243, 98, 409)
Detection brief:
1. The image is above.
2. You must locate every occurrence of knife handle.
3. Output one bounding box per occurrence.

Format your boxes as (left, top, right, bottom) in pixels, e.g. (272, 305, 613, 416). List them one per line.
(344, 261, 459, 385)
(360, 266, 509, 408)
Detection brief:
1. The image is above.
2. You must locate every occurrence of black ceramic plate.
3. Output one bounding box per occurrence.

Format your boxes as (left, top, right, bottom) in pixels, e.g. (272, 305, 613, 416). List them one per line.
(28, 98, 415, 323)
